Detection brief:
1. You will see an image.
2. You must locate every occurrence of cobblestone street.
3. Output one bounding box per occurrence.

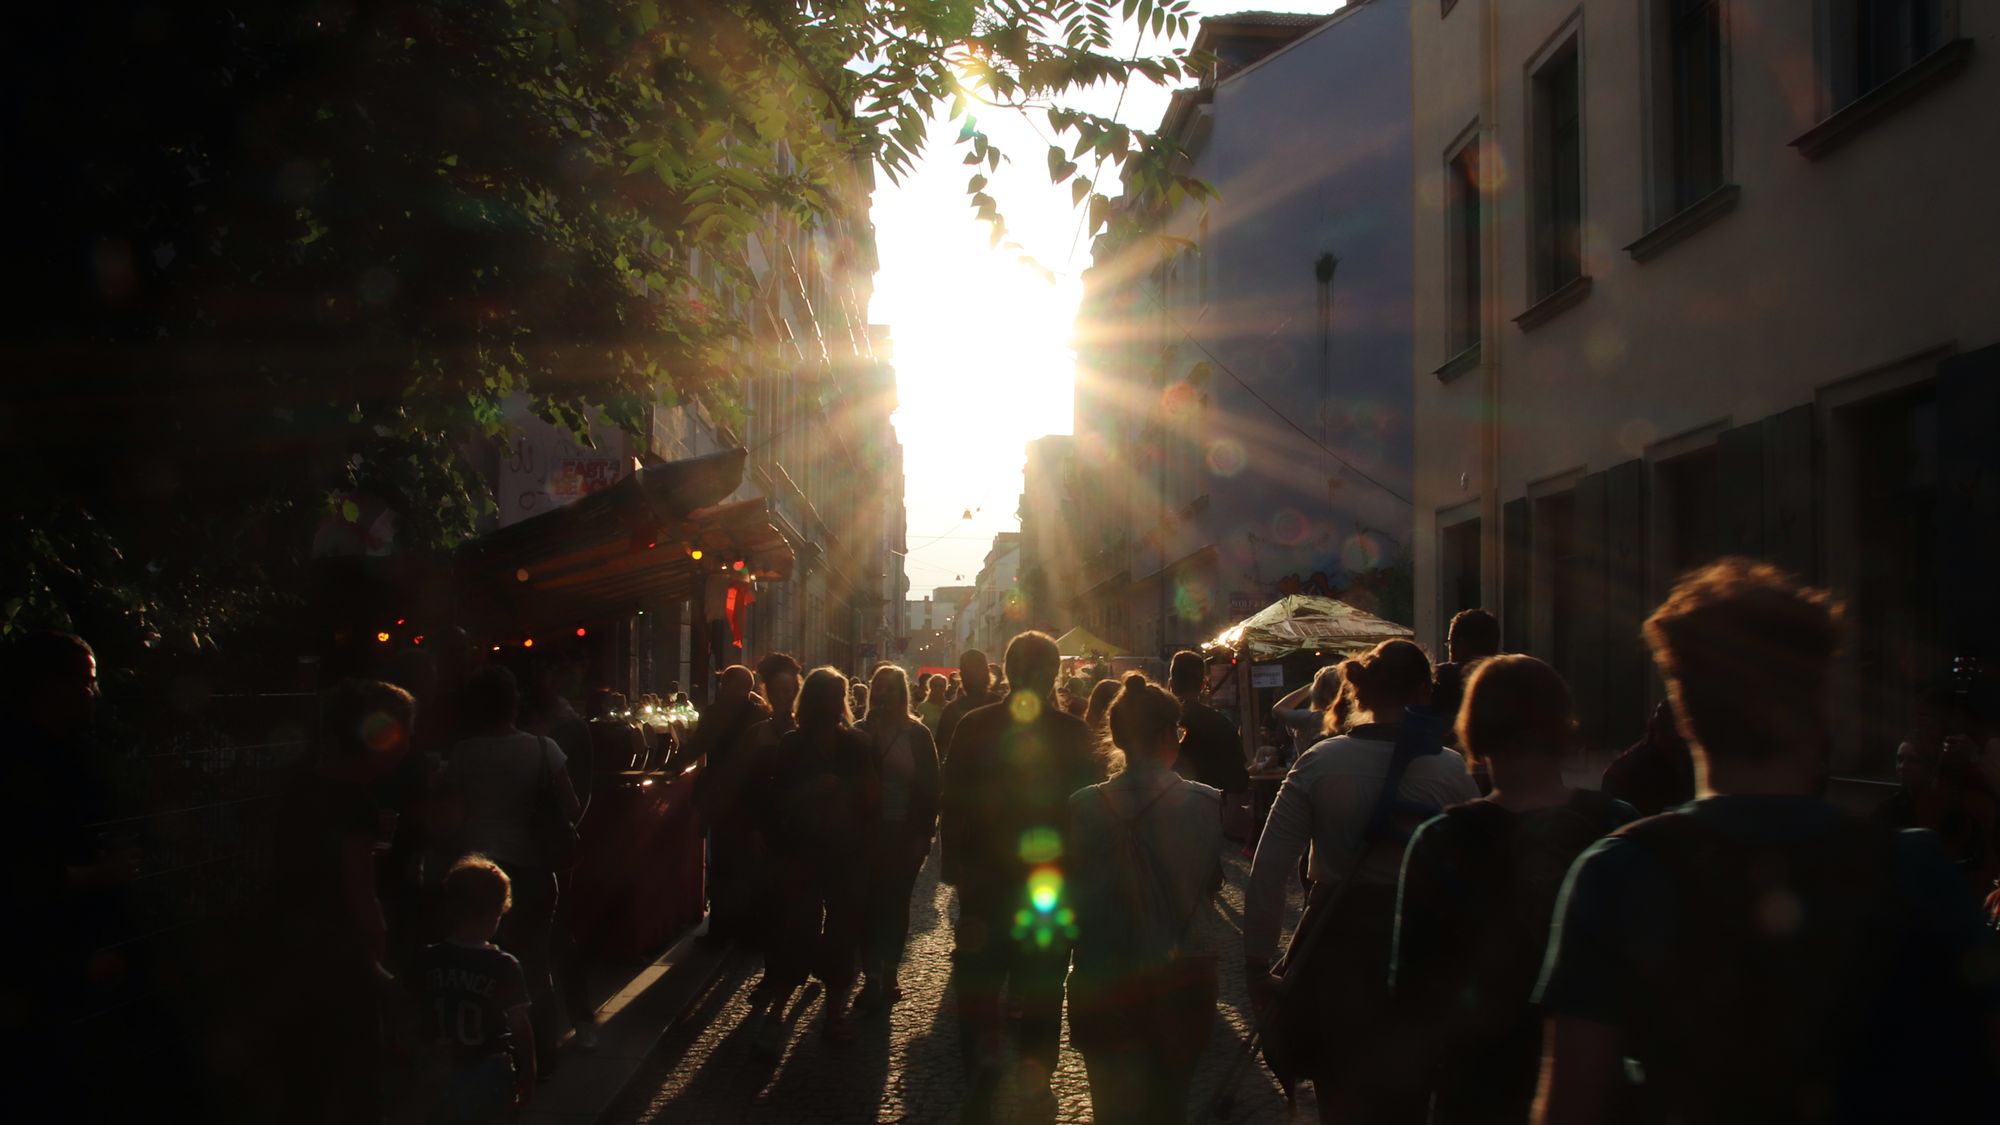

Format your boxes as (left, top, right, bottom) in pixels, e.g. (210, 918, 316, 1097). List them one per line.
(603, 846, 1313, 1124)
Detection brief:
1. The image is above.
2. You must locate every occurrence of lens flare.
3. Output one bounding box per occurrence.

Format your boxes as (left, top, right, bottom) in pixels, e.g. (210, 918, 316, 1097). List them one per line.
(360, 711, 404, 753)
(1272, 508, 1309, 546)
(1173, 580, 1212, 621)
(1009, 691, 1043, 723)
(1205, 438, 1247, 477)
(1342, 531, 1385, 572)
(1028, 867, 1063, 914)
(1017, 826, 1062, 865)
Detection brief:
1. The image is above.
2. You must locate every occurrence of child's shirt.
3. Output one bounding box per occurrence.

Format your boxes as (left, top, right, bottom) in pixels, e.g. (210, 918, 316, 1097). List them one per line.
(408, 938, 529, 1066)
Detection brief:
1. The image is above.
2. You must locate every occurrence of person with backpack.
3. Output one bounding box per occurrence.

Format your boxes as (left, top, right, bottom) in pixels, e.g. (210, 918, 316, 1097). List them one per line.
(1067, 674, 1225, 1124)
(1534, 559, 2000, 1125)
(1388, 655, 1636, 1125)
(1243, 639, 1478, 1120)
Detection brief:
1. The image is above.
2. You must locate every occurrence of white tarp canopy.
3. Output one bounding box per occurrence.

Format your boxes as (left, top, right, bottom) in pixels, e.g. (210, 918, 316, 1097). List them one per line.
(1202, 594, 1414, 661)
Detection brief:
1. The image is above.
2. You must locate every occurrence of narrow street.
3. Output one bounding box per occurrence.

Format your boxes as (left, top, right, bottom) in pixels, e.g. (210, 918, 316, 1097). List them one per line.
(602, 847, 1314, 1124)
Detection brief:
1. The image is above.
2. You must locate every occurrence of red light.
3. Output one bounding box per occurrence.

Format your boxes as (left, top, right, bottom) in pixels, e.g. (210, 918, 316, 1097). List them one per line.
(647, 541, 657, 549)
(414, 634, 425, 645)
(395, 618, 405, 626)
(732, 559, 745, 571)
(575, 627, 587, 637)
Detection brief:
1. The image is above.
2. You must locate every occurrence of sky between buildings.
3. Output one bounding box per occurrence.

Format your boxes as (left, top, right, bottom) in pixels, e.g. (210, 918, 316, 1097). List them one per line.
(873, 2, 1348, 598)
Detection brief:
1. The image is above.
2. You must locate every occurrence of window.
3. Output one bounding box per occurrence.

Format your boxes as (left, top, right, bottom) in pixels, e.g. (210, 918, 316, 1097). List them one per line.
(1530, 39, 1584, 298)
(1843, 0, 1946, 107)
(1445, 135, 1482, 355)
(1666, 0, 1726, 212)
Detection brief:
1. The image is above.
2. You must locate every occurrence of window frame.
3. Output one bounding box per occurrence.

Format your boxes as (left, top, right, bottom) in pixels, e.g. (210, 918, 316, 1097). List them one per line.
(1642, 0, 1733, 228)
(1443, 122, 1484, 362)
(1525, 22, 1587, 303)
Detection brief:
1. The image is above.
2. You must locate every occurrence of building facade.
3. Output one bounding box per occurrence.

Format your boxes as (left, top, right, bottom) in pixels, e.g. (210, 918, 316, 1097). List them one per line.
(1017, 434, 1080, 634)
(904, 585, 972, 670)
(1410, 0, 2000, 771)
(1071, 1, 1418, 660)
(964, 532, 1023, 658)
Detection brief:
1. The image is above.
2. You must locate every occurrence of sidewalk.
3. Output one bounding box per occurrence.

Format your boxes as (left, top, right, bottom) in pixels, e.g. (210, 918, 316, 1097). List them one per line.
(595, 848, 1313, 1124)
(519, 930, 734, 1125)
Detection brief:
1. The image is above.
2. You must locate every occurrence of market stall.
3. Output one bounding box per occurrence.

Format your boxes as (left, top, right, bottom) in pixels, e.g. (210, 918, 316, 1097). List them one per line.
(1202, 595, 1416, 800)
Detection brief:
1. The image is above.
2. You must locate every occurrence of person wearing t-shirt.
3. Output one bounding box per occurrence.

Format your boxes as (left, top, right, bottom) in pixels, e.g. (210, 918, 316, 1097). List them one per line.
(410, 856, 535, 1122)
(1389, 655, 1636, 1125)
(1534, 559, 2000, 1125)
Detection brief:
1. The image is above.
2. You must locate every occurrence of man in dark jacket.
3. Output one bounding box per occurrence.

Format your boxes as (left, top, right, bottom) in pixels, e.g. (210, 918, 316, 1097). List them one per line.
(1169, 649, 1248, 795)
(939, 631, 1101, 1121)
(935, 648, 995, 760)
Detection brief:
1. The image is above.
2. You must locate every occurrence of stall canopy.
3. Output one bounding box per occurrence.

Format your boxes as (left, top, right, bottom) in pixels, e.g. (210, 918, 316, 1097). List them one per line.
(1202, 594, 1413, 661)
(458, 447, 794, 622)
(1055, 625, 1130, 658)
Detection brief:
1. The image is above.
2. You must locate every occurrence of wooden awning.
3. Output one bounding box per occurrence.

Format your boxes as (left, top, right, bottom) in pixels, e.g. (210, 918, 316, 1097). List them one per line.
(458, 448, 794, 619)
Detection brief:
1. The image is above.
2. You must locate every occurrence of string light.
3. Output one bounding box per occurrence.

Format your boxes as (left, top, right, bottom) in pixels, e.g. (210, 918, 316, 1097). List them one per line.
(523, 638, 535, 648)
(691, 548, 704, 560)
(575, 627, 588, 637)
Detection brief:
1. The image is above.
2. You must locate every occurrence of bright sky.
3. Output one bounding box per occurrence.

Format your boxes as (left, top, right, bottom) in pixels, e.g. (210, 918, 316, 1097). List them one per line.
(873, 2, 1348, 598)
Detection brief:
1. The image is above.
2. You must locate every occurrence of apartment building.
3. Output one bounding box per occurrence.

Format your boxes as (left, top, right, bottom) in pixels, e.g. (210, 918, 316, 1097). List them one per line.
(1410, 0, 2000, 770)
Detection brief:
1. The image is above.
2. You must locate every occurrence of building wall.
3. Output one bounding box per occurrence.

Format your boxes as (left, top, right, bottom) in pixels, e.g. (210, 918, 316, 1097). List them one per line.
(1073, 0, 1417, 659)
(1018, 435, 1079, 633)
(1410, 0, 2000, 768)
(967, 534, 1022, 657)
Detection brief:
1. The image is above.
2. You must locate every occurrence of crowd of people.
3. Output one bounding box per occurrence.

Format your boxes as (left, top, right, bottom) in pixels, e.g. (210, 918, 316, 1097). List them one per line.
(10, 555, 2000, 1123)
(678, 558, 2000, 1124)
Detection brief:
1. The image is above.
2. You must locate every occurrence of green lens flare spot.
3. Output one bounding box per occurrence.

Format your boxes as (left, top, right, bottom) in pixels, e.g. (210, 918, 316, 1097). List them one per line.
(1027, 867, 1063, 914)
(1009, 692, 1043, 722)
(1017, 827, 1062, 865)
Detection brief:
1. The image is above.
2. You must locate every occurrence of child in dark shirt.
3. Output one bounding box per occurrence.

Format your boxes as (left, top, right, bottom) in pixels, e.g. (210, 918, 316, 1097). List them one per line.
(409, 856, 536, 1124)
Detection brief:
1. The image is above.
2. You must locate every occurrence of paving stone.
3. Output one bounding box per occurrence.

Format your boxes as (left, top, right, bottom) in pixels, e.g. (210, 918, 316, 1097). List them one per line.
(601, 845, 1314, 1124)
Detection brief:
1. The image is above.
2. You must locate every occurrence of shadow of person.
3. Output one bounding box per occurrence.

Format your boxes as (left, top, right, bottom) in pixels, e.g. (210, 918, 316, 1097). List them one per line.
(760, 987, 896, 1123)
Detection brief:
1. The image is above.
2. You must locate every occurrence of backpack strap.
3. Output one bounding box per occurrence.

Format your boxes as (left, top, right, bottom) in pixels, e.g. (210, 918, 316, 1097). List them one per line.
(1361, 705, 1450, 846)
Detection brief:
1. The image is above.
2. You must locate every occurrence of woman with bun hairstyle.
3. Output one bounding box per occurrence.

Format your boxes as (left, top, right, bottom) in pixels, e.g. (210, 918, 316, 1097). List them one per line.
(1243, 639, 1479, 1120)
(1066, 674, 1225, 1123)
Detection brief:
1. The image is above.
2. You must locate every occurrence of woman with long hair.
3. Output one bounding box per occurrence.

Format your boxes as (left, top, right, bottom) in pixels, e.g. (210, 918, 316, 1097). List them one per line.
(753, 667, 880, 1051)
(854, 665, 941, 1011)
(1243, 639, 1478, 1120)
(1067, 674, 1225, 1123)
(1082, 678, 1124, 775)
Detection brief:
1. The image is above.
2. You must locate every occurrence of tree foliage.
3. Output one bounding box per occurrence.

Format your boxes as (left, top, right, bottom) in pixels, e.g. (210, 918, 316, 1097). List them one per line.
(1, 0, 1206, 660)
